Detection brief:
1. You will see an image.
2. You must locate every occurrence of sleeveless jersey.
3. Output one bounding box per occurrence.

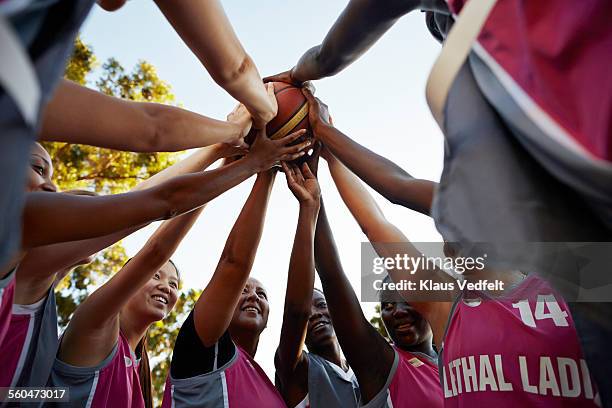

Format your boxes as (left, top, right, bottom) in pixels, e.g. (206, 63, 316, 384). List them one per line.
(362, 346, 444, 407)
(50, 331, 144, 408)
(0, 269, 15, 348)
(442, 275, 600, 406)
(292, 352, 360, 408)
(162, 343, 285, 408)
(0, 283, 58, 390)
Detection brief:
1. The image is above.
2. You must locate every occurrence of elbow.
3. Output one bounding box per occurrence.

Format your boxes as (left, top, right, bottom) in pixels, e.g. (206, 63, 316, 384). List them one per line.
(218, 250, 251, 273)
(214, 55, 254, 88)
(140, 105, 167, 152)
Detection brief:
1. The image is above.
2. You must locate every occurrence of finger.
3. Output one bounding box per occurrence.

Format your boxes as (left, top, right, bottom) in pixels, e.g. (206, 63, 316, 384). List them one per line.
(303, 81, 316, 94)
(301, 162, 315, 180)
(301, 87, 316, 104)
(262, 75, 276, 84)
(281, 162, 295, 184)
(279, 151, 306, 162)
(282, 139, 312, 155)
(276, 129, 307, 146)
(293, 164, 305, 185)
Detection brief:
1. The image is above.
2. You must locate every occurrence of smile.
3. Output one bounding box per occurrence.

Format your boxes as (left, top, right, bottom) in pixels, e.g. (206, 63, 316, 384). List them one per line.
(242, 306, 260, 314)
(152, 295, 168, 305)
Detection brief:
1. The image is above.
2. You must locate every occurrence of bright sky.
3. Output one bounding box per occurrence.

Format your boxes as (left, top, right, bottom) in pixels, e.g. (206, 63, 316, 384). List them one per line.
(80, 0, 444, 379)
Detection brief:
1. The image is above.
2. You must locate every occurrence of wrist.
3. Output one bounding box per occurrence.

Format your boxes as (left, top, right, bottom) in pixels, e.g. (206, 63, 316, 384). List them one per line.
(299, 200, 320, 212)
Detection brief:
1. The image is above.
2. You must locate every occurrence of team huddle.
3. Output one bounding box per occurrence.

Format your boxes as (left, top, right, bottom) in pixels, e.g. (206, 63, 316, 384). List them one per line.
(1, 0, 610, 407)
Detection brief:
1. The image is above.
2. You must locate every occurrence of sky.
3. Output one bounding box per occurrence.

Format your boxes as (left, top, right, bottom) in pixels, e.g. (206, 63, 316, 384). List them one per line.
(80, 0, 444, 379)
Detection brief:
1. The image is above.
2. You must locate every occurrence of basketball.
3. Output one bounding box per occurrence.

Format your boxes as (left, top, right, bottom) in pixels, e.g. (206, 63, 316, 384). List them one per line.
(266, 82, 311, 143)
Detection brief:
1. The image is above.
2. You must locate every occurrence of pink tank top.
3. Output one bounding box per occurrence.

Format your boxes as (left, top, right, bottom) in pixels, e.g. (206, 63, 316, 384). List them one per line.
(442, 275, 599, 406)
(0, 270, 15, 348)
(388, 347, 444, 407)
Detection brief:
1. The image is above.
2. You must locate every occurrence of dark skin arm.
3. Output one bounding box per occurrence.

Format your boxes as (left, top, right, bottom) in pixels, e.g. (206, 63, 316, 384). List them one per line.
(20, 130, 309, 249)
(314, 201, 395, 404)
(264, 0, 448, 83)
(304, 89, 436, 215)
(275, 162, 320, 408)
(193, 170, 275, 347)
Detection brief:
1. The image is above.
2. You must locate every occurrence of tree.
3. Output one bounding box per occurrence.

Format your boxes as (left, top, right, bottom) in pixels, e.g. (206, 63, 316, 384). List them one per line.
(44, 37, 197, 404)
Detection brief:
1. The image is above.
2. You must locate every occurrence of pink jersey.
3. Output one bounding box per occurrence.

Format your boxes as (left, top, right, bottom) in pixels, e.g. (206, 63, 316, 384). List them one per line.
(0, 302, 39, 387)
(442, 275, 600, 406)
(51, 331, 144, 408)
(0, 270, 15, 348)
(362, 346, 443, 408)
(446, 0, 611, 162)
(162, 345, 285, 408)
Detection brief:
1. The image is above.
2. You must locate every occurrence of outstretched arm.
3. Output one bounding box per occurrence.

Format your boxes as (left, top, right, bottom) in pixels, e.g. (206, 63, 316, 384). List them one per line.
(275, 162, 320, 406)
(304, 90, 436, 215)
(153, 0, 277, 128)
(59, 206, 204, 367)
(39, 79, 252, 150)
(314, 201, 394, 403)
(21, 130, 309, 249)
(16, 144, 238, 305)
(193, 170, 275, 347)
(265, 0, 436, 83)
(326, 153, 452, 348)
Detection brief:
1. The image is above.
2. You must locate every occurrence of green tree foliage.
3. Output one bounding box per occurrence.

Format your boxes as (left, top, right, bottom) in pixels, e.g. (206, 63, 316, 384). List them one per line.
(45, 37, 195, 404)
(369, 304, 390, 341)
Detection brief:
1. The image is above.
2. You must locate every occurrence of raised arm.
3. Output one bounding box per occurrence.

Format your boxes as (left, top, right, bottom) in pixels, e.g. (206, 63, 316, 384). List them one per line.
(304, 90, 436, 215)
(153, 0, 276, 128)
(275, 162, 320, 403)
(58, 206, 204, 367)
(264, 0, 436, 84)
(15, 143, 239, 305)
(21, 130, 310, 249)
(40, 79, 252, 150)
(314, 200, 394, 403)
(192, 170, 275, 347)
(326, 153, 452, 347)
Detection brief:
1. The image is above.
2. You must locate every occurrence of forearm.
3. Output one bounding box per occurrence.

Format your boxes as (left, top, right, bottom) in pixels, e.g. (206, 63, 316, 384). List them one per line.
(327, 156, 391, 237)
(284, 206, 318, 317)
(133, 144, 224, 191)
(194, 172, 275, 345)
(22, 157, 258, 249)
(318, 124, 433, 214)
(292, 0, 415, 82)
(314, 202, 394, 396)
(40, 80, 240, 152)
(154, 0, 274, 125)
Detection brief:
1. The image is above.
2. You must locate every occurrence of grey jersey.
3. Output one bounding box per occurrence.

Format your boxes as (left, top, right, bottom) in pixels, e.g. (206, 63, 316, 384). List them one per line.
(301, 352, 360, 408)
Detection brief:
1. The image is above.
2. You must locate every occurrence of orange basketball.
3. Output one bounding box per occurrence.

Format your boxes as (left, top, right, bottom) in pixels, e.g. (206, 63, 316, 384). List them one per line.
(266, 82, 311, 142)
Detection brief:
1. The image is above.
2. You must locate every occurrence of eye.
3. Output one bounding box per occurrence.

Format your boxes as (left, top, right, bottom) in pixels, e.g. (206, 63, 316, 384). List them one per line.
(32, 164, 44, 176)
(318, 302, 327, 308)
(154, 273, 160, 280)
(382, 303, 393, 312)
(169, 281, 178, 289)
(257, 291, 267, 300)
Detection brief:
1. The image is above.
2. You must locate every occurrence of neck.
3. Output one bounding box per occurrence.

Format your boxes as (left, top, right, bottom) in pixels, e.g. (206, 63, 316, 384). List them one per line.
(229, 326, 260, 358)
(468, 268, 525, 295)
(313, 339, 345, 370)
(404, 340, 437, 359)
(119, 310, 151, 352)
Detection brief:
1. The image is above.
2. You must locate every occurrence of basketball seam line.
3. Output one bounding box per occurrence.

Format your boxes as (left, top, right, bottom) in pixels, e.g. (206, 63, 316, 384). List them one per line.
(270, 102, 309, 140)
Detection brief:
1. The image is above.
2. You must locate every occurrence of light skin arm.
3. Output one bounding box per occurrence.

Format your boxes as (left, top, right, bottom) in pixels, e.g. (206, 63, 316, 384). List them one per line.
(314, 200, 395, 403)
(275, 163, 320, 406)
(40, 79, 252, 150)
(326, 153, 452, 348)
(304, 89, 436, 215)
(153, 0, 277, 128)
(20, 130, 310, 249)
(193, 170, 275, 347)
(16, 143, 239, 304)
(264, 0, 447, 83)
(58, 206, 204, 367)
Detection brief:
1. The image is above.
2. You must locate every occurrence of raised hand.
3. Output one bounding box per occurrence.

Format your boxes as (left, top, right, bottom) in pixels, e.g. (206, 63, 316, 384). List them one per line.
(247, 129, 311, 171)
(301, 88, 331, 135)
(263, 69, 302, 86)
(226, 103, 252, 147)
(282, 162, 321, 207)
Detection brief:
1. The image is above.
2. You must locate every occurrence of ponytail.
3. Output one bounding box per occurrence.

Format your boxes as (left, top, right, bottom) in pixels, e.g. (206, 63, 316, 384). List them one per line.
(136, 333, 153, 408)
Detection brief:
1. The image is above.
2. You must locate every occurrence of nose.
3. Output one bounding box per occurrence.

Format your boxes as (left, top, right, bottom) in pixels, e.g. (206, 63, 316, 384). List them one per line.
(392, 305, 409, 319)
(156, 281, 171, 294)
(309, 310, 323, 321)
(43, 182, 57, 192)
